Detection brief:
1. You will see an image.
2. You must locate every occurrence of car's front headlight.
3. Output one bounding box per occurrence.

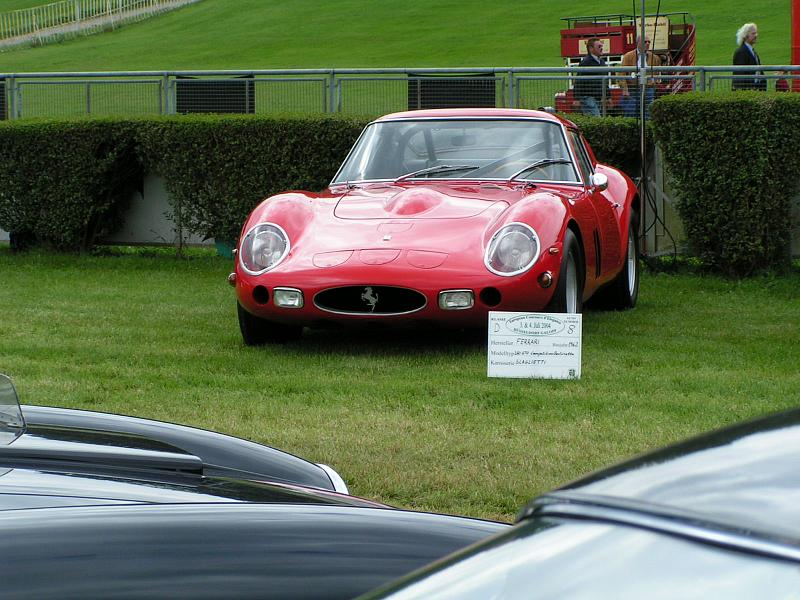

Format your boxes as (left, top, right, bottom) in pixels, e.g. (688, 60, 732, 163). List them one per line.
(485, 222, 540, 276)
(239, 223, 290, 274)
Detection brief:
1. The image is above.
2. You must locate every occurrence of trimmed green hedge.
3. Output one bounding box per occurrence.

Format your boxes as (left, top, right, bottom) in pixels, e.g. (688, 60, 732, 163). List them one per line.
(0, 119, 141, 251)
(651, 92, 800, 276)
(2, 108, 794, 276)
(568, 115, 642, 177)
(0, 114, 642, 252)
(136, 115, 366, 242)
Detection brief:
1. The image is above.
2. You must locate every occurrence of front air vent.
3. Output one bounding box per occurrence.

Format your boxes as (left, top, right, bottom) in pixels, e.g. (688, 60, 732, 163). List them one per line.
(314, 286, 427, 315)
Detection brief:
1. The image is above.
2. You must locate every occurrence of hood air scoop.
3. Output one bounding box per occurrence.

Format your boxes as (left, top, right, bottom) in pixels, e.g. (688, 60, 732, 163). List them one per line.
(334, 186, 497, 220)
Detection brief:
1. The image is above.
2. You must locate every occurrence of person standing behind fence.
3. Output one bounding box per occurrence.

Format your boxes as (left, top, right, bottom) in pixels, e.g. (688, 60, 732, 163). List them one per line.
(573, 38, 608, 116)
(619, 34, 662, 118)
(732, 23, 766, 91)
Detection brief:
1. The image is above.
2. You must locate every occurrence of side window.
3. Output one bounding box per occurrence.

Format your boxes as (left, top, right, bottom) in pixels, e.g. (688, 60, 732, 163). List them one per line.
(568, 130, 593, 182)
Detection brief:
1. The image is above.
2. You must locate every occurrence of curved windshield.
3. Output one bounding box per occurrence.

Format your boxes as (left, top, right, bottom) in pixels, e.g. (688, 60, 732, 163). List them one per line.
(333, 119, 579, 184)
(373, 518, 800, 599)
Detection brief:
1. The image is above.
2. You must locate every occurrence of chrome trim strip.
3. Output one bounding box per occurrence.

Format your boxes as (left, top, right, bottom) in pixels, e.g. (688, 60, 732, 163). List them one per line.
(526, 492, 800, 563)
(312, 286, 428, 316)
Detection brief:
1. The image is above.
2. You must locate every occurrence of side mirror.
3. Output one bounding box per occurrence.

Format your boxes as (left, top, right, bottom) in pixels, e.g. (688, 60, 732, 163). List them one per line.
(0, 374, 26, 444)
(590, 172, 608, 192)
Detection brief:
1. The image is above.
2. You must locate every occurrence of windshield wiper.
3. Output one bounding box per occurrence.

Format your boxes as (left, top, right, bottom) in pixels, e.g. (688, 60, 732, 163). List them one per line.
(394, 164, 479, 182)
(508, 158, 573, 182)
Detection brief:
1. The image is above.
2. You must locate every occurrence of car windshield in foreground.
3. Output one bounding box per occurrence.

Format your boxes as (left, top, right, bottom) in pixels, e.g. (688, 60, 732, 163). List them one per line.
(333, 119, 579, 184)
(368, 517, 800, 600)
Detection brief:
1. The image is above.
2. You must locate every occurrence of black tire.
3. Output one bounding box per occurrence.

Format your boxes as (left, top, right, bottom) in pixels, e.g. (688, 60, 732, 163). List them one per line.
(591, 213, 640, 311)
(546, 229, 584, 314)
(237, 303, 302, 345)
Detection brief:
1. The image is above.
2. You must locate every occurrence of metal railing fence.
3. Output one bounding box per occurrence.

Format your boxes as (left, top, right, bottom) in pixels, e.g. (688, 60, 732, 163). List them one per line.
(0, 65, 797, 120)
(0, 0, 201, 47)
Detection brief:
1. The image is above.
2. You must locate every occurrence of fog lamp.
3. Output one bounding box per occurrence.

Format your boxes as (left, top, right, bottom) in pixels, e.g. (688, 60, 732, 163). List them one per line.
(273, 287, 304, 308)
(439, 290, 474, 310)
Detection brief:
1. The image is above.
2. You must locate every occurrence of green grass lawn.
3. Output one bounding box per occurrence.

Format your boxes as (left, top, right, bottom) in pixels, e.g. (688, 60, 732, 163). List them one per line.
(1, 247, 797, 521)
(0, 0, 792, 72)
(1, 0, 52, 11)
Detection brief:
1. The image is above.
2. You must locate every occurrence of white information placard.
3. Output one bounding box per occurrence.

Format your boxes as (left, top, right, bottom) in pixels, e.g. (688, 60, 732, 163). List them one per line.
(487, 312, 582, 379)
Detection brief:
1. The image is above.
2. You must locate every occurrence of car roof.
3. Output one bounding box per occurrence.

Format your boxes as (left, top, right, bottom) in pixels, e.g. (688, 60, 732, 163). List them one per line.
(20, 404, 337, 490)
(0, 407, 376, 509)
(3, 503, 506, 599)
(521, 408, 800, 542)
(374, 108, 576, 127)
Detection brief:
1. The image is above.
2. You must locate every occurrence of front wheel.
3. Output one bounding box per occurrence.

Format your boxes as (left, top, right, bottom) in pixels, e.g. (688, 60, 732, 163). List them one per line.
(237, 303, 302, 345)
(546, 230, 584, 314)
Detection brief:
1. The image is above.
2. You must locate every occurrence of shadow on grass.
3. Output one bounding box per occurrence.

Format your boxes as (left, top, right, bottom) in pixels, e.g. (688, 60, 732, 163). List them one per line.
(259, 303, 626, 358)
(292, 325, 487, 357)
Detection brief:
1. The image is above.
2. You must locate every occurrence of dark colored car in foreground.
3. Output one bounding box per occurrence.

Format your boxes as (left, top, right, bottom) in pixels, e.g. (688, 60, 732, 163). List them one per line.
(0, 375, 506, 599)
(363, 409, 800, 599)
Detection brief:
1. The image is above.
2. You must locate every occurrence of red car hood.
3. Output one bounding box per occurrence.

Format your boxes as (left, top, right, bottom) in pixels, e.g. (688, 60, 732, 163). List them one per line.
(333, 183, 517, 220)
(247, 182, 572, 273)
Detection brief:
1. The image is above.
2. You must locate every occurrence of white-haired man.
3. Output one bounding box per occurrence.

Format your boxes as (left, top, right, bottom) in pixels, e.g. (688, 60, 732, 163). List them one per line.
(732, 23, 766, 91)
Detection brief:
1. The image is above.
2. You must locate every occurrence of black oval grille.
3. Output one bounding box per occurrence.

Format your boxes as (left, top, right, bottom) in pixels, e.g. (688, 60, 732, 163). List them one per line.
(314, 286, 427, 315)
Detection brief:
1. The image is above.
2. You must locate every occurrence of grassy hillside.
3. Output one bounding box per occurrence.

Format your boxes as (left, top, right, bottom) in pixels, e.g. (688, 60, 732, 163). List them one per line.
(2, 1, 50, 10)
(0, 0, 792, 72)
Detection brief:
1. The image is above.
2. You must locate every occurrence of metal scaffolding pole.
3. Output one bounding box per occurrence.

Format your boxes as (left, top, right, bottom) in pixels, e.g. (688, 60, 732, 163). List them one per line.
(639, 0, 648, 255)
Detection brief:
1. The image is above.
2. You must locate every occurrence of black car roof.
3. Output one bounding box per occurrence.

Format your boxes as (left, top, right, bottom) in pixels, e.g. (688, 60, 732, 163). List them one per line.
(0, 410, 379, 510)
(3, 503, 506, 599)
(520, 408, 800, 545)
(20, 404, 337, 490)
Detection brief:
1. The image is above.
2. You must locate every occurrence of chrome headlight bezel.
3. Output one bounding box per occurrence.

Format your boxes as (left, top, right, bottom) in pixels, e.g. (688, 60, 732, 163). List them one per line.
(239, 223, 291, 275)
(484, 222, 541, 276)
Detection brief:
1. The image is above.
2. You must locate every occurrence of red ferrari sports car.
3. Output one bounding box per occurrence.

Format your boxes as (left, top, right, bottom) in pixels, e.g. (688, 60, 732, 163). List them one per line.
(231, 108, 640, 344)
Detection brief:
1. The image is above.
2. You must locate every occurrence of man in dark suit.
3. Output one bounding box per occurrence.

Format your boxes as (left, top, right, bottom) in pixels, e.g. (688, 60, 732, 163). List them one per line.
(573, 37, 608, 116)
(732, 23, 766, 91)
